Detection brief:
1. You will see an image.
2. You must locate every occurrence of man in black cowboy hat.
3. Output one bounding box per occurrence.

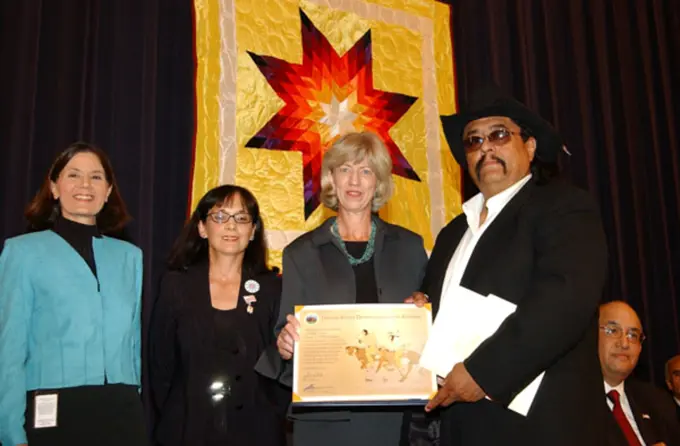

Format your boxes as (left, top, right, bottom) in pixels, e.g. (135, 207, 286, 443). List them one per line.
(412, 85, 609, 445)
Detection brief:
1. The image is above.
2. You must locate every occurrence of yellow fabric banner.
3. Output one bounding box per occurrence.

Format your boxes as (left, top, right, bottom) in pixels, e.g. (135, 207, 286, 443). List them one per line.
(193, 0, 461, 268)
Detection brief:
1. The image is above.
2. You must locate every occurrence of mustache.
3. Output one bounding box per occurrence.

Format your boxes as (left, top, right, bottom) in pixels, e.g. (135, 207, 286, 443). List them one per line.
(475, 154, 507, 178)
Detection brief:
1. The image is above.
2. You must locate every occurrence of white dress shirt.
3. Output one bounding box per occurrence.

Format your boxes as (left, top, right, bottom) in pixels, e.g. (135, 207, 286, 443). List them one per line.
(439, 174, 532, 307)
(674, 396, 680, 407)
(604, 381, 646, 445)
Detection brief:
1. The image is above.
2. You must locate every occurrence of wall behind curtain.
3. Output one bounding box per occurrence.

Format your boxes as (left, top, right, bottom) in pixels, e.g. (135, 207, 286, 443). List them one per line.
(0, 0, 196, 429)
(450, 0, 680, 386)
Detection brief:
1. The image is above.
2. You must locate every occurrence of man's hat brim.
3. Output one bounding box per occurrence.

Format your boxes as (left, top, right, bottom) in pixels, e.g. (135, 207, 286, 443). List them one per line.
(441, 86, 564, 169)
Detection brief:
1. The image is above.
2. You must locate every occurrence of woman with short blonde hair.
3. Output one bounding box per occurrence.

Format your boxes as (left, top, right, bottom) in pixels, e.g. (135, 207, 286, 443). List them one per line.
(320, 131, 394, 212)
(256, 130, 429, 446)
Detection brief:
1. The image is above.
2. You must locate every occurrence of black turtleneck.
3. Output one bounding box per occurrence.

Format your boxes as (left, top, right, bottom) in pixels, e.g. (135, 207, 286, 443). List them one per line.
(52, 216, 101, 278)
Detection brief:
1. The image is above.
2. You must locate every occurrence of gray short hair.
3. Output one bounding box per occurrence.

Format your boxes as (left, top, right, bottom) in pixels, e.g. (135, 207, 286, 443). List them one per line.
(320, 131, 394, 212)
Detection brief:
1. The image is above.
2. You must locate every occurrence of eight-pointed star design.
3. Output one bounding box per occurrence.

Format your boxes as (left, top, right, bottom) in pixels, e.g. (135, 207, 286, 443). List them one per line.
(246, 10, 420, 218)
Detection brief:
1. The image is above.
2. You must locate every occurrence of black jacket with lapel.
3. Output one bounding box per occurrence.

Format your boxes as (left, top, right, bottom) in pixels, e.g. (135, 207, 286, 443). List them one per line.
(285, 217, 428, 310)
(255, 216, 428, 425)
(423, 179, 610, 445)
(606, 380, 680, 445)
(149, 264, 287, 446)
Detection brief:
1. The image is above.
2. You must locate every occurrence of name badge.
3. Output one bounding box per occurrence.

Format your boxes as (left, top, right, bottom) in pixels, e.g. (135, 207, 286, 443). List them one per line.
(34, 393, 58, 428)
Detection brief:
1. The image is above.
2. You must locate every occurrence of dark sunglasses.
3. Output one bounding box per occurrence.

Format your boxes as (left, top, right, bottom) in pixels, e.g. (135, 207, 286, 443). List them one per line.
(462, 128, 521, 152)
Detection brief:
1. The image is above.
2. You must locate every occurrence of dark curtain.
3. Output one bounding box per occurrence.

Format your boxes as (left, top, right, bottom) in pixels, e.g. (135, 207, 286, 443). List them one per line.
(450, 0, 680, 386)
(0, 0, 195, 436)
(2, 0, 679, 438)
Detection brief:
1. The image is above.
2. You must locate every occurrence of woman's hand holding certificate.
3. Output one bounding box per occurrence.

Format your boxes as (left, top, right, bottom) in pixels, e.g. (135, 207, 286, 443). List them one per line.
(277, 314, 300, 360)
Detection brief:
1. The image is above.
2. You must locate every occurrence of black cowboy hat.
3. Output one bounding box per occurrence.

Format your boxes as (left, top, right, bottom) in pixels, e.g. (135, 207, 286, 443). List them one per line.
(441, 84, 564, 169)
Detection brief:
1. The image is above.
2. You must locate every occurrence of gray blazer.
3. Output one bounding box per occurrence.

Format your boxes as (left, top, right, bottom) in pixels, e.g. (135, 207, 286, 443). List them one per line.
(255, 217, 428, 425)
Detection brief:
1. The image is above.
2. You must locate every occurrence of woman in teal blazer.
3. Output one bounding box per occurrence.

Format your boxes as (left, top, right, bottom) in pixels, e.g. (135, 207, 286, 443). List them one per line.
(0, 143, 146, 446)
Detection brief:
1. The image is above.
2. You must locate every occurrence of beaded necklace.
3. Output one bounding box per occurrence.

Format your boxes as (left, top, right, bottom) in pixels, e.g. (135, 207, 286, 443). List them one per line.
(330, 217, 377, 266)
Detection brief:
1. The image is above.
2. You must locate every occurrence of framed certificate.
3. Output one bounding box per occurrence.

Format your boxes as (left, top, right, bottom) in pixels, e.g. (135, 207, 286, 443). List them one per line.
(292, 303, 437, 406)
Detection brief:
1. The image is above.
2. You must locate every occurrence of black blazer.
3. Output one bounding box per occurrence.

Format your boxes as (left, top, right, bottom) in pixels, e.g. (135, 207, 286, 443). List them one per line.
(255, 217, 427, 422)
(606, 380, 680, 446)
(149, 263, 287, 446)
(423, 179, 609, 445)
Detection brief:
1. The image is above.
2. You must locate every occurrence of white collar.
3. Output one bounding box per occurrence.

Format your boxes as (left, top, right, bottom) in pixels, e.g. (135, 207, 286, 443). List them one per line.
(604, 380, 626, 397)
(462, 174, 532, 230)
(674, 396, 680, 407)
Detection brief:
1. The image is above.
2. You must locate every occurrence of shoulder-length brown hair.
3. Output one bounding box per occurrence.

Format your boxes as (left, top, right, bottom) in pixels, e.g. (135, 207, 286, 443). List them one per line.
(167, 184, 271, 274)
(25, 142, 131, 234)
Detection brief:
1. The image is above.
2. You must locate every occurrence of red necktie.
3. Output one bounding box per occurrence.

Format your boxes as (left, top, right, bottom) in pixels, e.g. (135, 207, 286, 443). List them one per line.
(607, 389, 642, 446)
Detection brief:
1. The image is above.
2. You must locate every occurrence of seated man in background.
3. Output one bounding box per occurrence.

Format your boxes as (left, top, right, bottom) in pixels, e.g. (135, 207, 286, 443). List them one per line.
(665, 355, 680, 421)
(598, 301, 680, 446)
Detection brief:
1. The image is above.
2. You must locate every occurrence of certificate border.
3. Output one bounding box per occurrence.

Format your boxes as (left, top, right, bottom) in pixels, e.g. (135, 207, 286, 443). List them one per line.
(292, 303, 437, 406)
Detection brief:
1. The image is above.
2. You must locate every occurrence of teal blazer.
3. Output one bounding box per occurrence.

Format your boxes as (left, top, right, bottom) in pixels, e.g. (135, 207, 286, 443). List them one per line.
(0, 230, 143, 445)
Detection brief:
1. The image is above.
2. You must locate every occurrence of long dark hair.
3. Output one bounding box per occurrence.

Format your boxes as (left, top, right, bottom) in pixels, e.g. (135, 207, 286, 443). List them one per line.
(167, 185, 270, 275)
(25, 142, 131, 233)
(513, 119, 561, 185)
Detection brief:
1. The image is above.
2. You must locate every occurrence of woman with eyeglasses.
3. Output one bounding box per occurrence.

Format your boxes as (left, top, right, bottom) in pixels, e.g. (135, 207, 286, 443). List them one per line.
(0, 142, 145, 446)
(149, 185, 287, 446)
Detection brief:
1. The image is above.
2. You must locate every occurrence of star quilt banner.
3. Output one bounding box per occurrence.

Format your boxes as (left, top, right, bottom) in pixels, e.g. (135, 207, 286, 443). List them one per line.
(192, 0, 461, 268)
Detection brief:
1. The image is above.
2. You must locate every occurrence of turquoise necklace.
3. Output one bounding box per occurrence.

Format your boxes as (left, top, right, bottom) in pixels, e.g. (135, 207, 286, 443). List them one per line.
(330, 217, 377, 266)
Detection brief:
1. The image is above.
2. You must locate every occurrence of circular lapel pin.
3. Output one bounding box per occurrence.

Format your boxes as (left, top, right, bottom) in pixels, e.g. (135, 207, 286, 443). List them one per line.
(244, 279, 260, 294)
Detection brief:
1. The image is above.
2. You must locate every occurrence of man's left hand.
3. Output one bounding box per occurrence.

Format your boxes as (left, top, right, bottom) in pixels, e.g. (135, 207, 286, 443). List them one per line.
(425, 362, 486, 412)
